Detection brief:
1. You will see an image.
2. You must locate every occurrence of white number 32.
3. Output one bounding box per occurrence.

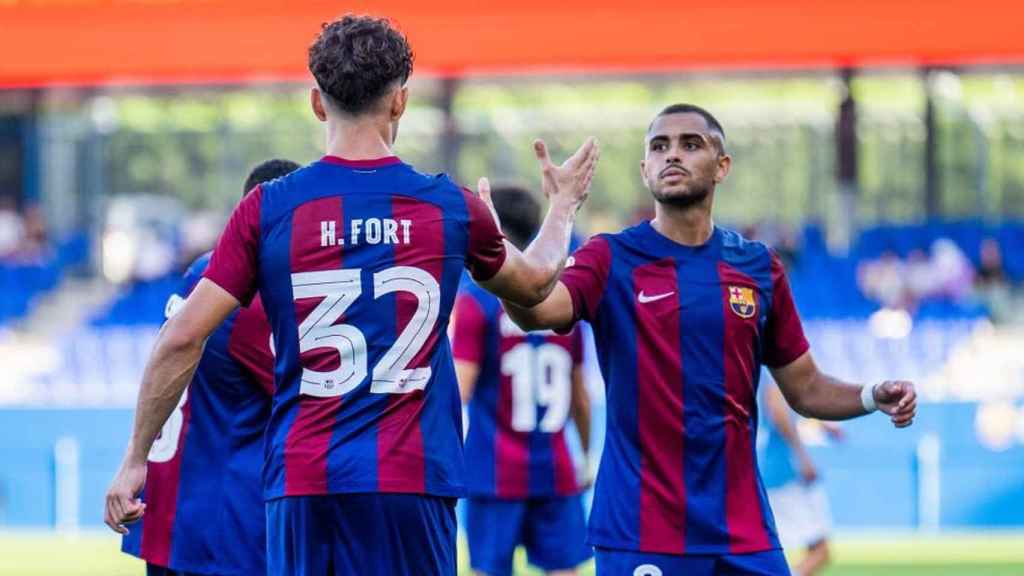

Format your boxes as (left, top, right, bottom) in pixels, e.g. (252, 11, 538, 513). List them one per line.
(291, 266, 440, 398)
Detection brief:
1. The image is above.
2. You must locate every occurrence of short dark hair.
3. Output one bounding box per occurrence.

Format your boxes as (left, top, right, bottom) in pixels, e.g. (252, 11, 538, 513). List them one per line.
(650, 103, 726, 150)
(491, 186, 541, 251)
(308, 15, 414, 116)
(243, 159, 300, 196)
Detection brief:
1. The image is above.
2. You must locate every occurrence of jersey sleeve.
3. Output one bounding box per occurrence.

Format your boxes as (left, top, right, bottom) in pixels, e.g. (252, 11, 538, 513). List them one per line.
(763, 252, 810, 368)
(203, 186, 262, 305)
(451, 291, 488, 365)
(461, 188, 507, 282)
(560, 235, 612, 325)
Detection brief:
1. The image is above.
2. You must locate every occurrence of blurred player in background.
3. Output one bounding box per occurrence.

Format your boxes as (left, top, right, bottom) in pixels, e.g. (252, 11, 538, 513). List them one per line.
(758, 375, 842, 576)
(118, 158, 298, 576)
(106, 14, 599, 576)
(453, 185, 594, 576)
(503, 103, 917, 576)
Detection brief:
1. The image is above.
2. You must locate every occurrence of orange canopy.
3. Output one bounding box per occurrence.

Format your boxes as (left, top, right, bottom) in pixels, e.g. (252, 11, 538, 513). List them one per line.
(2, 0, 1023, 87)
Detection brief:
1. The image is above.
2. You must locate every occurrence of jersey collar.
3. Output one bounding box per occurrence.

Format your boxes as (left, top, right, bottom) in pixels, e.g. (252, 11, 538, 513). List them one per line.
(321, 155, 403, 169)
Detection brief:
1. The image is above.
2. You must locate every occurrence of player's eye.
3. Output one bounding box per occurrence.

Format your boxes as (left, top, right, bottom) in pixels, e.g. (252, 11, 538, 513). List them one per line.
(651, 142, 667, 151)
(684, 141, 700, 151)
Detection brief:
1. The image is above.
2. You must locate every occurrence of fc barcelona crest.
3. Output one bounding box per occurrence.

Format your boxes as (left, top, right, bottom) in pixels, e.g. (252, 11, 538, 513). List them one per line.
(728, 286, 757, 319)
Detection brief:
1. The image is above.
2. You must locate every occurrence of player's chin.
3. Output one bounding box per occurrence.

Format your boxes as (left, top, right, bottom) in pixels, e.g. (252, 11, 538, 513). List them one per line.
(654, 188, 697, 205)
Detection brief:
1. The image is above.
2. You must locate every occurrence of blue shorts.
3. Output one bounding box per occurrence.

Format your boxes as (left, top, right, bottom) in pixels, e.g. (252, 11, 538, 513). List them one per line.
(145, 565, 200, 576)
(595, 547, 791, 576)
(467, 495, 593, 576)
(266, 493, 457, 576)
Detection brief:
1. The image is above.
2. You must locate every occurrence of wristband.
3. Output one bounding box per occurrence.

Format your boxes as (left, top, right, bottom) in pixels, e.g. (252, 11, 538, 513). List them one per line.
(860, 383, 878, 413)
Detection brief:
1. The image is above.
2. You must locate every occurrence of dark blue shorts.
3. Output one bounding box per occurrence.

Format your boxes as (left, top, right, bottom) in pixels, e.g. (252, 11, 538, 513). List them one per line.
(145, 564, 201, 576)
(266, 493, 457, 576)
(466, 495, 593, 576)
(595, 547, 791, 576)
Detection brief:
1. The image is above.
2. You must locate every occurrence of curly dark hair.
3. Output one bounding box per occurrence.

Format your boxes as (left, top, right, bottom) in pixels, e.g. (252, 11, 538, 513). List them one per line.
(491, 186, 541, 251)
(308, 15, 414, 116)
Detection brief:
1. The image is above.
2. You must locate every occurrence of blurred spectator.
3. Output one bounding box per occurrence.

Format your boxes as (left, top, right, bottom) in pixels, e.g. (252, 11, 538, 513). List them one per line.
(858, 250, 906, 308)
(13, 204, 50, 263)
(904, 249, 934, 306)
(977, 237, 1007, 287)
(859, 238, 976, 314)
(930, 238, 975, 301)
(975, 237, 1017, 324)
(0, 197, 24, 258)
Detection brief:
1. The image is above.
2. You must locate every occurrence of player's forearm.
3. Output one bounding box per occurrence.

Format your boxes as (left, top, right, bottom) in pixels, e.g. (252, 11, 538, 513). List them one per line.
(570, 366, 592, 453)
(787, 372, 868, 421)
(513, 201, 577, 306)
(126, 321, 205, 463)
(573, 400, 591, 455)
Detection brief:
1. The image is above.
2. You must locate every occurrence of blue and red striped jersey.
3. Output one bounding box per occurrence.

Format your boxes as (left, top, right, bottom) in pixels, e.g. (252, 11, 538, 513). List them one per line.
(122, 253, 274, 575)
(560, 222, 809, 556)
(453, 281, 583, 499)
(202, 156, 507, 500)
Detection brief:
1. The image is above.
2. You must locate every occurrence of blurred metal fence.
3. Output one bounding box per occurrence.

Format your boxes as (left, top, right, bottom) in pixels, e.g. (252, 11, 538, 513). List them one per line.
(32, 75, 1024, 243)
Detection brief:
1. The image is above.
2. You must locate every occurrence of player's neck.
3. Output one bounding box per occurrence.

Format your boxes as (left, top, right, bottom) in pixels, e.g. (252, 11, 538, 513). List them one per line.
(651, 201, 714, 247)
(324, 117, 395, 161)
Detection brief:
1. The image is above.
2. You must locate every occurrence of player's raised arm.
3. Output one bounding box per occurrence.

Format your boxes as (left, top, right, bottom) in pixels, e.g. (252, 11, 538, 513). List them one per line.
(503, 232, 612, 332)
(477, 138, 599, 307)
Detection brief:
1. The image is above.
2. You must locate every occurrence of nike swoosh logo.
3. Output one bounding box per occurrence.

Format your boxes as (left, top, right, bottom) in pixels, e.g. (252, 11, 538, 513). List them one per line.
(638, 290, 675, 304)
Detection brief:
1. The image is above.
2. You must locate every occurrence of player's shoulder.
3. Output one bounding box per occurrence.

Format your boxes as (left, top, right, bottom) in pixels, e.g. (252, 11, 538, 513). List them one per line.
(718, 227, 775, 266)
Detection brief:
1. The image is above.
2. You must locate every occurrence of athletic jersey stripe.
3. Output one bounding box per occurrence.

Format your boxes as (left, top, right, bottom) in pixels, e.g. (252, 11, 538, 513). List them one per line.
(633, 258, 686, 553)
(495, 330, 529, 498)
(718, 261, 772, 552)
(283, 196, 345, 495)
(678, 246, 729, 550)
(140, 394, 191, 567)
(376, 196, 443, 493)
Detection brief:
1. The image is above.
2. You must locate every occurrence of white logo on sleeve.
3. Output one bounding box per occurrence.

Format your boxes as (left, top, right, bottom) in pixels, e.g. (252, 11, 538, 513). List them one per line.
(637, 290, 674, 304)
(634, 565, 664, 576)
(164, 294, 186, 319)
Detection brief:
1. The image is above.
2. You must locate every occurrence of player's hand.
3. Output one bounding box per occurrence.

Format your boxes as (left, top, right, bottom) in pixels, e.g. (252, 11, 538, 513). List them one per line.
(476, 177, 501, 230)
(874, 380, 917, 428)
(576, 453, 598, 491)
(104, 457, 147, 534)
(533, 137, 600, 211)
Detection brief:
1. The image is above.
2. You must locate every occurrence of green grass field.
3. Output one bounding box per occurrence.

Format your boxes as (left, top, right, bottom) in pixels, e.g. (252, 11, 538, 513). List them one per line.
(2, 531, 1023, 575)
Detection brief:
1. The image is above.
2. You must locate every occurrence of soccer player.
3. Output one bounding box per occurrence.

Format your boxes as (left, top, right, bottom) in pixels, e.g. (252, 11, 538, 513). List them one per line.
(120, 158, 298, 576)
(105, 15, 599, 576)
(503, 103, 917, 576)
(758, 375, 840, 576)
(453, 185, 593, 576)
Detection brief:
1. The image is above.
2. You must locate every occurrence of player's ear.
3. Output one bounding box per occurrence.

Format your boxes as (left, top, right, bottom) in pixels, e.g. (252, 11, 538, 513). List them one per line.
(311, 87, 328, 122)
(639, 159, 650, 188)
(390, 84, 409, 121)
(714, 153, 732, 183)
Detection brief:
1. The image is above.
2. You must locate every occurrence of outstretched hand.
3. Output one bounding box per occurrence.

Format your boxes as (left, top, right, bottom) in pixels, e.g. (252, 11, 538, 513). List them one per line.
(874, 380, 917, 428)
(533, 137, 600, 211)
(104, 458, 147, 534)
